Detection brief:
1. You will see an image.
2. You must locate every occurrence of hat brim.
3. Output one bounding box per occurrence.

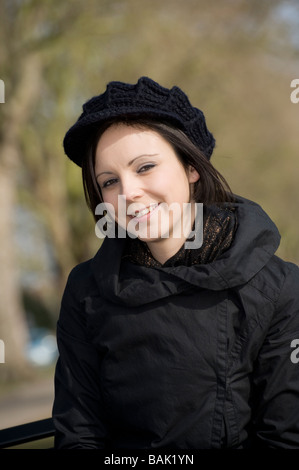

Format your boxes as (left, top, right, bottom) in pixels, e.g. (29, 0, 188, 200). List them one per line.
(63, 107, 186, 167)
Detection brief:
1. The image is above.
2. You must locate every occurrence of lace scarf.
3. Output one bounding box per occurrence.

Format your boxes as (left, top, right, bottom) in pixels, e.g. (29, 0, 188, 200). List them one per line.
(122, 205, 237, 268)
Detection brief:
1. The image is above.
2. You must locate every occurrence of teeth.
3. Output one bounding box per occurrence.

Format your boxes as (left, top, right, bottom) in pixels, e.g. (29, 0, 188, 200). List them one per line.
(133, 203, 158, 218)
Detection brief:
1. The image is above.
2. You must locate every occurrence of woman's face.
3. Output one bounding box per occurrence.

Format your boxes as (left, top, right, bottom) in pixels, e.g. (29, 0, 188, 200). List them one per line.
(94, 123, 200, 258)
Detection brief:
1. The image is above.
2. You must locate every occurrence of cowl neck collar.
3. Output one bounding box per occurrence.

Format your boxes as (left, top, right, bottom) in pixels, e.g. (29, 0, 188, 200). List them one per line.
(91, 196, 281, 306)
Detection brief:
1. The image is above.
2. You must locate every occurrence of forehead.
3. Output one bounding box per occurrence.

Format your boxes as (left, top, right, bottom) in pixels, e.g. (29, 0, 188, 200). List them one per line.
(95, 123, 171, 164)
(97, 123, 162, 147)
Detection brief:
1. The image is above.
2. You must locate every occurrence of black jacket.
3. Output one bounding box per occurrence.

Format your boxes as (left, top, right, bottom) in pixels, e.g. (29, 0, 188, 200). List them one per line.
(52, 197, 299, 449)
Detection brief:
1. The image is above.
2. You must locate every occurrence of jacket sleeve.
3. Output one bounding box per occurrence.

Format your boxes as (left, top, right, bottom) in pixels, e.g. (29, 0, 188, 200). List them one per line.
(251, 263, 299, 449)
(52, 267, 109, 449)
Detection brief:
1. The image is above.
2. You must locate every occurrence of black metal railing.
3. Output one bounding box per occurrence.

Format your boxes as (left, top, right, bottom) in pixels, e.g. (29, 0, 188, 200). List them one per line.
(0, 418, 55, 449)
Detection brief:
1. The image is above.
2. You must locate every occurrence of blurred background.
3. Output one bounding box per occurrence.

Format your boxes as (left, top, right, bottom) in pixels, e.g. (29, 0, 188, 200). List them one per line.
(0, 0, 298, 432)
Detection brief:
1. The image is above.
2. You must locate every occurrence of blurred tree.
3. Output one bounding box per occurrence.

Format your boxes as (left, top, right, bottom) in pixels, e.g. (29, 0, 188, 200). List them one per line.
(0, 0, 97, 380)
(0, 0, 124, 380)
(0, 41, 43, 378)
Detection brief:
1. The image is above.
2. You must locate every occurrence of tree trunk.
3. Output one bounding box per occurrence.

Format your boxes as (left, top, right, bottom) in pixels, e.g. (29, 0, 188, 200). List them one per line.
(0, 54, 42, 381)
(0, 163, 31, 381)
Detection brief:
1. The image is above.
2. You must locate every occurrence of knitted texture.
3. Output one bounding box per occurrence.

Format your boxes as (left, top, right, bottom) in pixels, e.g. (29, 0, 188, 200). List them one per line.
(63, 77, 216, 166)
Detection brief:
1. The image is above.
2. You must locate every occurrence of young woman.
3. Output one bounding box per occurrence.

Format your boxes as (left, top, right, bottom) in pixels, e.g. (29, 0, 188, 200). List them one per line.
(52, 77, 299, 449)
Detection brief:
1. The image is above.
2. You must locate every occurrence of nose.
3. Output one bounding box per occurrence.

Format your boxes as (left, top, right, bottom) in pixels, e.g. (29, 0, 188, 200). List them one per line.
(120, 175, 144, 202)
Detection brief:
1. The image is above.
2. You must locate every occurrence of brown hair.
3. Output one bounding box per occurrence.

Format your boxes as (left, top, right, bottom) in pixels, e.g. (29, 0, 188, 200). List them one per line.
(82, 116, 234, 221)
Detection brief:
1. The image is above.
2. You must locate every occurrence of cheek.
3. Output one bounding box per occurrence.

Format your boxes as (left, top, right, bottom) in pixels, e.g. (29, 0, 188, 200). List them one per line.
(164, 169, 190, 201)
(102, 193, 115, 207)
(102, 192, 120, 219)
(154, 166, 189, 193)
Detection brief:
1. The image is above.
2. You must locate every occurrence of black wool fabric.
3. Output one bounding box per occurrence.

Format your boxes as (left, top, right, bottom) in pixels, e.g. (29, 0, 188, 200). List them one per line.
(63, 77, 216, 166)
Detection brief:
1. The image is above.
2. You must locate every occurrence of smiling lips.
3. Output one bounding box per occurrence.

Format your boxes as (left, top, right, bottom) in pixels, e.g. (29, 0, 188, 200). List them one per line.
(129, 203, 160, 219)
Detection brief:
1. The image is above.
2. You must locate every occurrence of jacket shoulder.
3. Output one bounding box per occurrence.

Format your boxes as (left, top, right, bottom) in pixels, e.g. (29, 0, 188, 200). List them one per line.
(247, 256, 299, 339)
(248, 255, 299, 304)
(67, 258, 93, 283)
(64, 258, 97, 301)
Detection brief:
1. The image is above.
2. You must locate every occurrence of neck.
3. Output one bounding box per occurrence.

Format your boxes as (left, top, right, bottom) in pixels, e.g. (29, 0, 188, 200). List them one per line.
(146, 202, 197, 264)
(146, 237, 186, 265)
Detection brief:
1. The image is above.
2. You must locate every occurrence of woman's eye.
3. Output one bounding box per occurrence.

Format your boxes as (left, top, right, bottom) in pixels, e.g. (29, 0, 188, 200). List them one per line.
(138, 164, 155, 173)
(103, 178, 118, 188)
(101, 165, 155, 188)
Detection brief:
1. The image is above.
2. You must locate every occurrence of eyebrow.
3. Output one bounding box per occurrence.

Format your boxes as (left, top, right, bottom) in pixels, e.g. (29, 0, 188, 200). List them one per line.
(96, 154, 159, 179)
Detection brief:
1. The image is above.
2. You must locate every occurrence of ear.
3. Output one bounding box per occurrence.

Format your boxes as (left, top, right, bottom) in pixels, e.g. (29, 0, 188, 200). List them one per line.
(187, 165, 200, 183)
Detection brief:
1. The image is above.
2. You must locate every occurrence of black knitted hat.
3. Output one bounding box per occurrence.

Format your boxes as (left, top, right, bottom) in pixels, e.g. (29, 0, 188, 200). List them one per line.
(63, 77, 216, 166)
